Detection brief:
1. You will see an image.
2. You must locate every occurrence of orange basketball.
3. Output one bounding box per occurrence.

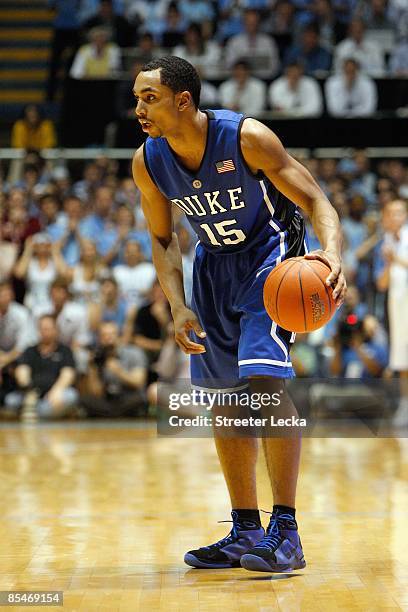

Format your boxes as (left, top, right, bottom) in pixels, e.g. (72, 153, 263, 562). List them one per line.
(263, 256, 336, 333)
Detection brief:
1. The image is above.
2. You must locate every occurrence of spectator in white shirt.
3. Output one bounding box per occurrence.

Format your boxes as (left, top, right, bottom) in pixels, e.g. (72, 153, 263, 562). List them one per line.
(0, 281, 35, 372)
(113, 240, 156, 308)
(269, 61, 323, 117)
(173, 23, 221, 79)
(219, 60, 267, 115)
(325, 57, 378, 117)
(70, 26, 121, 79)
(224, 9, 280, 78)
(389, 39, 408, 76)
(334, 18, 385, 76)
(34, 277, 91, 373)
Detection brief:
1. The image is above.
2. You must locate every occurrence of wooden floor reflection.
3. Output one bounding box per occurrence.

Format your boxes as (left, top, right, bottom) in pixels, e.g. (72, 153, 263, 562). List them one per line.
(0, 421, 407, 611)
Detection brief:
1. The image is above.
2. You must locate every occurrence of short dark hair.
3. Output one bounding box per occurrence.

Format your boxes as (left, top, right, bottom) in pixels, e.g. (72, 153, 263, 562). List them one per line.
(39, 313, 57, 325)
(141, 56, 201, 109)
(51, 277, 70, 292)
(233, 59, 251, 71)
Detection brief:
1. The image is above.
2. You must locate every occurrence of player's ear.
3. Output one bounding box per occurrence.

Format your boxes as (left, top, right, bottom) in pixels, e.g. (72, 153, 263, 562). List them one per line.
(177, 91, 192, 111)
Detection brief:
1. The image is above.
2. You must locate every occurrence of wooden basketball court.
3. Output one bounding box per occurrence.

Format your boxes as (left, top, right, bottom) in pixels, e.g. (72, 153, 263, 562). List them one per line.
(0, 421, 407, 611)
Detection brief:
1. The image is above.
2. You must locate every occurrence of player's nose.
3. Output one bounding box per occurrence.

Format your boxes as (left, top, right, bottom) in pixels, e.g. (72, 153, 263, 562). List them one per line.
(135, 99, 146, 117)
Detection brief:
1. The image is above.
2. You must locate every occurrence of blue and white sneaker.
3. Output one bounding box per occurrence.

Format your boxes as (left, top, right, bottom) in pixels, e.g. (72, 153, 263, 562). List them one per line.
(184, 511, 265, 569)
(240, 511, 306, 572)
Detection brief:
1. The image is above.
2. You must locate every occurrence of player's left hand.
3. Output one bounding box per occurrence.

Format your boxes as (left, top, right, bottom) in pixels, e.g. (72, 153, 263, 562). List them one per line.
(304, 249, 347, 308)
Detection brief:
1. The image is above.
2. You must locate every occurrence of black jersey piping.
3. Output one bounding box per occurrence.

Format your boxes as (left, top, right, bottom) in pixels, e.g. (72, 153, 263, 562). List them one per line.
(237, 115, 263, 180)
(143, 142, 158, 186)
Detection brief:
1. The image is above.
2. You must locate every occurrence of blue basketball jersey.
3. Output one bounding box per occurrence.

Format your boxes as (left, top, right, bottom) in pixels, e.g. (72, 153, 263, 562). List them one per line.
(144, 109, 298, 254)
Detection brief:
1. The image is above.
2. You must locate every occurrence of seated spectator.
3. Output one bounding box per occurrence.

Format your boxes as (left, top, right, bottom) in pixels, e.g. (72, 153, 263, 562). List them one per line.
(70, 26, 121, 79)
(72, 162, 103, 201)
(333, 18, 385, 76)
(83, 0, 135, 47)
(103, 203, 151, 265)
(54, 238, 107, 304)
(38, 194, 61, 229)
(126, 0, 169, 39)
(116, 179, 146, 231)
(388, 0, 408, 37)
(200, 80, 219, 108)
(47, 195, 85, 266)
(349, 149, 377, 200)
(134, 32, 162, 64)
(324, 283, 369, 340)
(0, 281, 35, 403)
(178, 0, 215, 26)
(88, 276, 129, 336)
(124, 279, 171, 382)
(325, 57, 378, 117)
(14, 233, 58, 313)
(284, 21, 332, 75)
(1, 196, 40, 253)
(330, 313, 388, 378)
(216, 0, 245, 42)
(343, 194, 368, 251)
(80, 321, 147, 417)
(4, 314, 78, 419)
(298, 0, 345, 48)
(355, 0, 394, 31)
(160, 1, 188, 48)
(79, 0, 125, 24)
(264, 0, 295, 59)
(389, 38, 408, 76)
(219, 60, 267, 115)
(34, 277, 91, 373)
(11, 105, 56, 150)
(268, 61, 323, 117)
(80, 185, 116, 256)
(113, 240, 156, 308)
(173, 23, 221, 79)
(225, 9, 280, 78)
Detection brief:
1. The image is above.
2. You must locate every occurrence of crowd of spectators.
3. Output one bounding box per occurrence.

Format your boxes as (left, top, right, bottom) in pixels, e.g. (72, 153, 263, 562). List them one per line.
(43, 0, 408, 120)
(0, 149, 407, 422)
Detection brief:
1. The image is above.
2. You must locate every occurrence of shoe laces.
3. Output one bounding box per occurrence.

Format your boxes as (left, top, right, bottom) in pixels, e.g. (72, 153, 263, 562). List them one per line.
(203, 520, 240, 550)
(255, 510, 295, 552)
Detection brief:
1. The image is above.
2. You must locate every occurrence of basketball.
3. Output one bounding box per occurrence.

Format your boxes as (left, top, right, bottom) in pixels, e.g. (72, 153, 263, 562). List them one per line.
(263, 256, 336, 333)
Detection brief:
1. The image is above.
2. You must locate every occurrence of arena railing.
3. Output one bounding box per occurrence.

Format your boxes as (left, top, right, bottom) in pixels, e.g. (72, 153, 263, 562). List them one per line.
(0, 147, 407, 161)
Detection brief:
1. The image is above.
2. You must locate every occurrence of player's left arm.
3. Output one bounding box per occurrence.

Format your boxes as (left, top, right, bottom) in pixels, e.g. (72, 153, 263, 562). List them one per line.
(241, 118, 347, 306)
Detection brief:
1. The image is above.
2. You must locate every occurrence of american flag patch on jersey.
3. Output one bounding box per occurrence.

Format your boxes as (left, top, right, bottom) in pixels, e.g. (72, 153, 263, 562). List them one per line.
(215, 159, 236, 173)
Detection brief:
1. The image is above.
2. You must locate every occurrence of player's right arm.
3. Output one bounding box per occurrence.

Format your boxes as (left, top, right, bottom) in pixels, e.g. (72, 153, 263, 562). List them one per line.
(132, 146, 206, 354)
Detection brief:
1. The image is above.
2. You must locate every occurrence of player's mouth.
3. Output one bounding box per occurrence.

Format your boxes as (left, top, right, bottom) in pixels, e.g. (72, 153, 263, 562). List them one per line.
(139, 119, 153, 132)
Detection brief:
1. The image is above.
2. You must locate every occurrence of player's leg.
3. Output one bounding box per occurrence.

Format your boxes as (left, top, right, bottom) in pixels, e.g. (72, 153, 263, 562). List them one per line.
(239, 376, 305, 572)
(236, 229, 307, 571)
(184, 246, 264, 569)
(253, 377, 301, 507)
(213, 434, 258, 509)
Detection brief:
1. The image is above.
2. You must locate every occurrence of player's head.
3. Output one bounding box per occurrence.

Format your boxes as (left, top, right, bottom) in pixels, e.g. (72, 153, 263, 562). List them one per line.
(133, 56, 201, 138)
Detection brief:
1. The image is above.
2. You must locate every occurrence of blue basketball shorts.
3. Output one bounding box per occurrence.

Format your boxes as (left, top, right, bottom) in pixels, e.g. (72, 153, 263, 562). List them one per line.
(190, 214, 308, 392)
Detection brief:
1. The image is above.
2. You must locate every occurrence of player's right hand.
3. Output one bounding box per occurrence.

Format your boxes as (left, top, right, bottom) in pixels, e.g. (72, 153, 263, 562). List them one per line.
(172, 306, 206, 354)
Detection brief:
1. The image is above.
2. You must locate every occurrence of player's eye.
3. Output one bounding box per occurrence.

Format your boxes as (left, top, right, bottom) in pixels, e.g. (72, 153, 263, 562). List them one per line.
(146, 95, 155, 102)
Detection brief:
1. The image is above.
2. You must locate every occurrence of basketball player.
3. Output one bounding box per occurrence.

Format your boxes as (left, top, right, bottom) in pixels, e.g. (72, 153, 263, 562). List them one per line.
(132, 57, 346, 572)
